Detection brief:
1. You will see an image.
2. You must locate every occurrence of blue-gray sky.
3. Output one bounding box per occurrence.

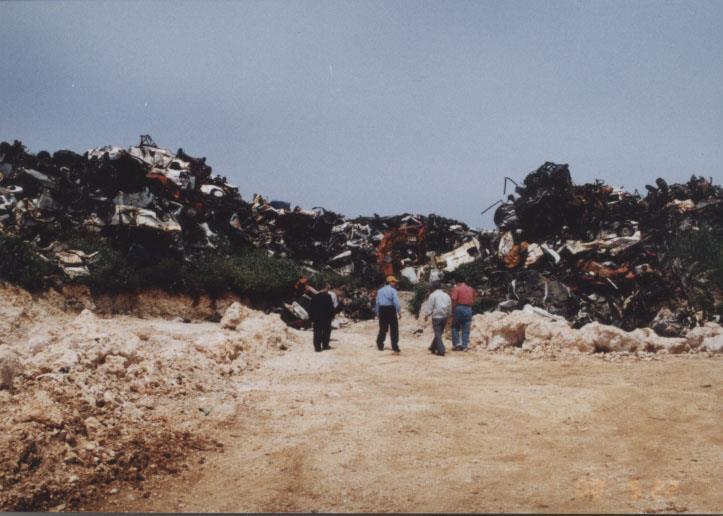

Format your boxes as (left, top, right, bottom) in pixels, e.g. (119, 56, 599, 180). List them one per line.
(1, 0, 721, 227)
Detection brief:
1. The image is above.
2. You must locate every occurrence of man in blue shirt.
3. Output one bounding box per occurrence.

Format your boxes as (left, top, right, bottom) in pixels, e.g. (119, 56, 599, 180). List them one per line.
(375, 275, 402, 353)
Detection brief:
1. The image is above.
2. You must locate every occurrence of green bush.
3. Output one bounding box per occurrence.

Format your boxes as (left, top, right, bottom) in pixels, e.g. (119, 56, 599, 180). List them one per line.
(445, 259, 488, 289)
(227, 250, 301, 298)
(59, 234, 302, 300)
(668, 225, 723, 315)
(471, 297, 488, 315)
(673, 227, 723, 274)
(1, 226, 317, 303)
(185, 254, 231, 298)
(670, 226, 722, 285)
(62, 234, 139, 293)
(396, 275, 414, 291)
(408, 281, 430, 317)
(0, 234, 56, 291)
(188, 250, 301, 300)
(137, 257, 188, 294)
(309, 270, 361, 290)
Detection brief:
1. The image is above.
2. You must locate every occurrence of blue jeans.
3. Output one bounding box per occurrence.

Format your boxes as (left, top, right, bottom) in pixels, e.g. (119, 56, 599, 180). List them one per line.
(430, 317, 447, 355)
(452, 305, 472, 349)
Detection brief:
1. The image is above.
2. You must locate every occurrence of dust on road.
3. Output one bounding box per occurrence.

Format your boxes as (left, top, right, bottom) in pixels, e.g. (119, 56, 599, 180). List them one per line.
(99, 310, 722, 514)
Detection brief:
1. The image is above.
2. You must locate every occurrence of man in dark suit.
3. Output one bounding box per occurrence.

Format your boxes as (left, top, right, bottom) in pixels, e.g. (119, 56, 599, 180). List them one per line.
(308, 285, 335, 352)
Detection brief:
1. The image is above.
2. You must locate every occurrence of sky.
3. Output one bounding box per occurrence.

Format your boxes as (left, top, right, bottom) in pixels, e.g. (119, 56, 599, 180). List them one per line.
(1, 0, 721, 228)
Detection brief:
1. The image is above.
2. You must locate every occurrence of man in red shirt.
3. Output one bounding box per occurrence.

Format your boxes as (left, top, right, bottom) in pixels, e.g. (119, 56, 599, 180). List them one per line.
(450, 279, 475, 351)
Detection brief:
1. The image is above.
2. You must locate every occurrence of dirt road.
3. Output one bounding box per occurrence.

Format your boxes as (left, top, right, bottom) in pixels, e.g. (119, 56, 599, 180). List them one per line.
(98, 310, 722, 513)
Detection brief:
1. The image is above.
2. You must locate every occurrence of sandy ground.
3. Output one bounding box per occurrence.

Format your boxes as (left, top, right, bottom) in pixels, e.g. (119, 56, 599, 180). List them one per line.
(93, 307, 723, 513)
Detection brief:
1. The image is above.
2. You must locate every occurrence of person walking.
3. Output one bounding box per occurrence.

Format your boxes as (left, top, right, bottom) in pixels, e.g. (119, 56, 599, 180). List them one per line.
(309, 285, 335, 352)
(422, 282, 452, 356)
(375, 275, 402, 353)
(451, 279, 475, 351)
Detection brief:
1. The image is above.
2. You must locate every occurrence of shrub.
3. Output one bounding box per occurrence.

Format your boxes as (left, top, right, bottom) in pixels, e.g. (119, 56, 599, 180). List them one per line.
(188, 250, 301, 301)
(185, 254, 232, 298)
(226, 250, 301, 298)
(396, 275, 414, 291)
(1, 227, 315, 303)
(669, 225, 722, 286)
(408, 281, 429, 317)
(0, 234, 56, 291)
(62, 234, 139, 293)
(471, 297, 488, 315)
(309, 270, 361, 290)
(137, 257, 188, 294)
(59, 233, 302, 300)
(445, 259, 488, 289)
(668, 225, 723, 315)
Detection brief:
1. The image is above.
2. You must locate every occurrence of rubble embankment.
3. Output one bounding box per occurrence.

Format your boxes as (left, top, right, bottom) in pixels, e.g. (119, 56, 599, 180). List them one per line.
(50, 283, 252, 321)
(467, 307, 723, 359)
(0, 284, 299, 511)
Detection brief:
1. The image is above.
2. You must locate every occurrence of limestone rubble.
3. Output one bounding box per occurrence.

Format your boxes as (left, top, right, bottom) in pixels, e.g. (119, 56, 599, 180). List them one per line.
(469, 309, 723, 355)
(0, 285, 300, 511)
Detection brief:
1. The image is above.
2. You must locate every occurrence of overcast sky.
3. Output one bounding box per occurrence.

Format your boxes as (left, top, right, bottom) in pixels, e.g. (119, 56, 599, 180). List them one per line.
(1, 0, 721, 227)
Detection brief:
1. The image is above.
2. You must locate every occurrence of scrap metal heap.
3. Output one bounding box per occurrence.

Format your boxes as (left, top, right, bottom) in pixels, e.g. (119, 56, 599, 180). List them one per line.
(483, 162, 722, 335)
(0, 137, 476, 321)
(1, 138, 719, 335)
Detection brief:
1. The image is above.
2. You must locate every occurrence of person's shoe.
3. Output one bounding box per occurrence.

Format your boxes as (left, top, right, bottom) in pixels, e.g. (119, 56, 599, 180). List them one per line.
(461, 347, 469, 352)
(452, 346, 461, 351)
(392, 349, 401, 354)
(322, 346, 332, 351)
(314, 348, 322, 352)
(434, 351, 445, 356)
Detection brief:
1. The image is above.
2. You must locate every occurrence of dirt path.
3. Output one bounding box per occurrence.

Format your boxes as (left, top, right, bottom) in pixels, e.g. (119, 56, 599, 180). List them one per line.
(98, 309, 722, 513)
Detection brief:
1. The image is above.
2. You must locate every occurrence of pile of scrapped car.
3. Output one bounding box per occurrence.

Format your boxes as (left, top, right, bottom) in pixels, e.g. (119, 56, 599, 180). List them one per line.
(479, 162, 722, 335)
(1, 138, 720, 336)
(0, 137, 478, 322)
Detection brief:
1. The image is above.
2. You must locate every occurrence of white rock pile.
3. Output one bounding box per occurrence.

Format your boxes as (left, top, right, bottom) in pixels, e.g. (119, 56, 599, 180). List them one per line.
(0, 287, 300, 511)
(469, 308, 723, 355)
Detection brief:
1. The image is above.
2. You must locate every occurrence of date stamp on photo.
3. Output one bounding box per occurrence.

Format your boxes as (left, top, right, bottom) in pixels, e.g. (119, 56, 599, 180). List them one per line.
(575, 477, 681, 502)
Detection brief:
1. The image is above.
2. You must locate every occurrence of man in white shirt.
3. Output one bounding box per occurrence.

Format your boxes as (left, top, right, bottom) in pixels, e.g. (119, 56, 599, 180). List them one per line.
(422, 282, 452, 356)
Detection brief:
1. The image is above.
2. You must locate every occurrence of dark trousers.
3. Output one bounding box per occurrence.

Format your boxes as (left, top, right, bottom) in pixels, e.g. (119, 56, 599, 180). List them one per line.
(376, 306, 399, 351)
(429, 317, 447, 355)
(313, 318, 332, 351)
